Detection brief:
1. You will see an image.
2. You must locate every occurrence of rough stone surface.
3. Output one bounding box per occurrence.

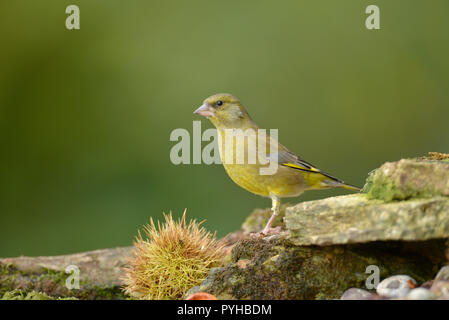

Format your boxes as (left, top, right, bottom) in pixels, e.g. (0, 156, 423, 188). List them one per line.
(3, 156, 449, 300)
(363, 159, 449, 201)
(1, 290, 78, 300)
(284, 194, 449, 246)
(430, 280, 449, 299)
(434, 266, 449, 282)
(376, 275, 416, 298)
(186, 237, 442, 300)
(340, 288, 374, 300)
(187, 157, 449, 300)
(0, 247, 132, 299)
(186, 157, 449, 300)
(406, 288, 435, 300)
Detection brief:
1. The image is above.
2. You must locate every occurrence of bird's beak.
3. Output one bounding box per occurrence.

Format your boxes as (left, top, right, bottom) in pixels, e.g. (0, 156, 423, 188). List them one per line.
(193, 103, 215, 117)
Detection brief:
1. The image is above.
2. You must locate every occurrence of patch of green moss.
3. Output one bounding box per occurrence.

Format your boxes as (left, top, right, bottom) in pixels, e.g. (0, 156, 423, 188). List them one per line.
(362, 158, 449, 202)
(194, 238, 364, 299)
(0, 263, 128, 300)
(1, 289, 78, 300)
(78, 285, 128, 300)
(362, 170, 408, 202)
(0, 264, 19, 297)
(189, 237, 443, 300)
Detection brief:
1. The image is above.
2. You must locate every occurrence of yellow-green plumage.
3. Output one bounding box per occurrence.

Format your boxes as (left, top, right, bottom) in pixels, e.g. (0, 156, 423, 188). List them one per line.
(194, 93, 359, 234)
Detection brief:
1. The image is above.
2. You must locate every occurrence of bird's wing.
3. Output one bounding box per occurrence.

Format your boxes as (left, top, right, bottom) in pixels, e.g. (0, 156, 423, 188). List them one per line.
(276, 150, 316, 170)
(271, 148, 344, 184)
(266, 139, 360, 191)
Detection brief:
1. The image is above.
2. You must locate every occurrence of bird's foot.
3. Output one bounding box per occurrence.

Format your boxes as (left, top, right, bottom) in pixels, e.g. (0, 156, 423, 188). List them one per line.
(250, 226, 282, 238)
(262, 226, 282, 235)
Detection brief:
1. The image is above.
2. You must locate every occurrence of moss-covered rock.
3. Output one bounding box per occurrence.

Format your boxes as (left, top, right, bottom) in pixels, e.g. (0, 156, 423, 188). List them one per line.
(1, 289, 78, 300)
(186, 237, 444, 300)
(420, 152, 449, 162)
(188, 156, 449, 300)
(0, 247, 132, 300)
(284, 194, 449, 245)
(3, 155, 448, 300)
(363, 158, 449, 202)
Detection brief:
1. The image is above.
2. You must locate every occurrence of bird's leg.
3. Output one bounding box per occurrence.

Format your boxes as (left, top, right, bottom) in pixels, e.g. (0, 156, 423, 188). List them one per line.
(261, 194, 281, 235)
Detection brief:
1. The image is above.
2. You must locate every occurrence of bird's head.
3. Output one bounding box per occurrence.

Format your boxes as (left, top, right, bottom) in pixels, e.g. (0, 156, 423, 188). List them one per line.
(194, 93, 252, 128)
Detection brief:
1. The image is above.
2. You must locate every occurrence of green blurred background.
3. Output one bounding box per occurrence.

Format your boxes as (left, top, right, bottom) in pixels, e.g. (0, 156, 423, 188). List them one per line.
(1, 1, 448, 257)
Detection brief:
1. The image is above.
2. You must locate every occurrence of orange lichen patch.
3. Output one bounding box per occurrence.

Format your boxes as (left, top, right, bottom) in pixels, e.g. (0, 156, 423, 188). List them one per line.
(422, 152, 449, 160)
(407, 279, 418, 288)
(185, 292, 217, 300)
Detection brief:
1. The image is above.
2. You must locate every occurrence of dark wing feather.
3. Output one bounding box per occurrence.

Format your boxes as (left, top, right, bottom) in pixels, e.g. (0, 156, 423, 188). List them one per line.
(276, 150, 344, 184)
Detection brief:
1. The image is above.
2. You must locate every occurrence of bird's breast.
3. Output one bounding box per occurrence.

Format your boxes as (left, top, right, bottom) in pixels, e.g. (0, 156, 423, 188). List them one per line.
(216, 129, 307, 198)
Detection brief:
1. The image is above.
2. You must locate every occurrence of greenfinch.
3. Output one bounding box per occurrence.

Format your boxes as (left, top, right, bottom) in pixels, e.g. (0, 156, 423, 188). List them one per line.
(194, 93, 359, 235)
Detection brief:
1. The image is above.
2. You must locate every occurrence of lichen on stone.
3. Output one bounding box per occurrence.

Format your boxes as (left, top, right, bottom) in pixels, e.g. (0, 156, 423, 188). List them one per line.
(0, 262, 126, 300)
(187, 236, 443, 300)
(285, 194, 449, 245)
(187, 156, 449, 300)
(1, 289, 77, 300)
(362, 158, 449, 202)
(420, 152, 449, 161)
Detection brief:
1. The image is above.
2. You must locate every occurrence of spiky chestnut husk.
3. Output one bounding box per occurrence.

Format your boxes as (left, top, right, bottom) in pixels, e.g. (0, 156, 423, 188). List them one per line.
(122, 211, 225, 300)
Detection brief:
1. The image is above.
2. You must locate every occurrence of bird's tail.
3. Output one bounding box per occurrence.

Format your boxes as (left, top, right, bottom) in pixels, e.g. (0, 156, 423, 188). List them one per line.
(339, 183, 361, 192)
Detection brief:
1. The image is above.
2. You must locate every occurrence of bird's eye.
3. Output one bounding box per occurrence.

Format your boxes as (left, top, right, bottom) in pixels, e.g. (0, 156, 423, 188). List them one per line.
(216, 100, 223, 107)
